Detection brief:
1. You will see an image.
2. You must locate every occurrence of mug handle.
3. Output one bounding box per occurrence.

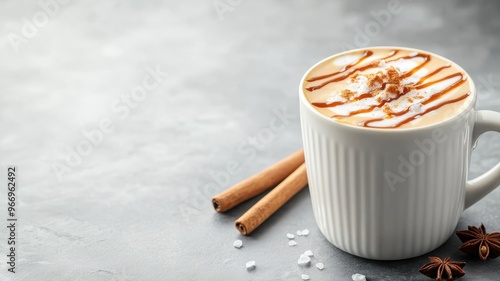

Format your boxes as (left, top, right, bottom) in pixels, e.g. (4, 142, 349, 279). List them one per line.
(465, 110, 500, 209)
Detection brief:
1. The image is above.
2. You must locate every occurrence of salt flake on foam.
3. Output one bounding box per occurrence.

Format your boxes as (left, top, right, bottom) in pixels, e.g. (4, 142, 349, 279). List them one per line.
(410, 103, 423, 114)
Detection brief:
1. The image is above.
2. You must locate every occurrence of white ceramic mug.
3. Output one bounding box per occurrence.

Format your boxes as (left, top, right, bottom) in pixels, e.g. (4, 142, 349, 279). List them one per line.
(299, 47, 500, 260)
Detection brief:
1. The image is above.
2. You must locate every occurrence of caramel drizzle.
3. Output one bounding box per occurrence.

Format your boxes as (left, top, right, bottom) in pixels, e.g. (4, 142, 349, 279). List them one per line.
(306, 51, 431, 91)
(330, 74, 466, 125)
(363, 93, 470, 128)
(415, 72, 463, 90)
(307, 50, 374, 82)
(399, 53, 431, 79)
(416, 64, 451, 85)
(306, 50, 469, 128)
(305, 50, 399, 91)
(312, 84, 413, 110)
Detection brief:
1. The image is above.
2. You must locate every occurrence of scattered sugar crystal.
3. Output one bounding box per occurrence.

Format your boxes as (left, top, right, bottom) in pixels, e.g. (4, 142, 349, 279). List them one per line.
(297, 230, 302, 236)
(287, 233, 295, 239)
(301, 274, 310, 280)
(246, 261, 256, 270)
(233, 239, 243, 249)
(410, 103, 423, 114)
(352, 273, 366, 281)
(301, 229, 309, 236)
(289, 240, 298, 246)
(316, 262, 324, 270)
(298, 254, 311, 266)
(304, 250, 313, 257)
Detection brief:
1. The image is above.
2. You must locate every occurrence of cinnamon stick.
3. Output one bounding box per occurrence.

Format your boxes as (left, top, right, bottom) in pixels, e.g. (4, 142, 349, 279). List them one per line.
(235, 163, 308, 235)
(212, 149, 304, 212)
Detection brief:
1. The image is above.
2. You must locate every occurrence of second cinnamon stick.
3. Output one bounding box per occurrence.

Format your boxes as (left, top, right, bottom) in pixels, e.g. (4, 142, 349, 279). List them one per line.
(235, 163, 308, 235)
(212, 149, 304, 212)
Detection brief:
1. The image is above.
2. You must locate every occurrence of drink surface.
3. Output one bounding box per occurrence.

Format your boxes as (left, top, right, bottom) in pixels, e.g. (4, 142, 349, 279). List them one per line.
(302, 48, 472, 129)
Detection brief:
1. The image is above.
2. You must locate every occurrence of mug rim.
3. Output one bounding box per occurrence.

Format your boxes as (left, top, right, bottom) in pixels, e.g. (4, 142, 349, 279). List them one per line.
(299, 46, 477, 133)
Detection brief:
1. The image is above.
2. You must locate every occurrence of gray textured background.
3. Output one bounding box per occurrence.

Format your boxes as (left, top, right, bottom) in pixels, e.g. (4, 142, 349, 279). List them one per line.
(1, 0, 500, 280)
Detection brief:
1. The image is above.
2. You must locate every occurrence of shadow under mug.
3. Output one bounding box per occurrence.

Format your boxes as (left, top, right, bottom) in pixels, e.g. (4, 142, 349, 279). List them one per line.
(299, 46, 500, 260)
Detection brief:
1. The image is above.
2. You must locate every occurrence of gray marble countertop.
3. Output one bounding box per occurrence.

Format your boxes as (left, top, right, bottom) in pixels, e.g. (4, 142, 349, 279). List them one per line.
(1, 0, 500, 280)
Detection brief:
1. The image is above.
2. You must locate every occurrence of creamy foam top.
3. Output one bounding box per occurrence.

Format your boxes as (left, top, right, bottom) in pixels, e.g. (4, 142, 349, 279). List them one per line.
(303, 48, 472, 129)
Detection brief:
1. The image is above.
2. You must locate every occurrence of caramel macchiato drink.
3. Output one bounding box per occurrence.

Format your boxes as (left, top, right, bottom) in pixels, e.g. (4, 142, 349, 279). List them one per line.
(303, 48, 472, 128)
(300, 46, 500, 260)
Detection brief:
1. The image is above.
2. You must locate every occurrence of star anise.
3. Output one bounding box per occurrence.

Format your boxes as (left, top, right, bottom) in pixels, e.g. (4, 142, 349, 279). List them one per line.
(456, 224, 500, 261)
(419, 256, 465, 281)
